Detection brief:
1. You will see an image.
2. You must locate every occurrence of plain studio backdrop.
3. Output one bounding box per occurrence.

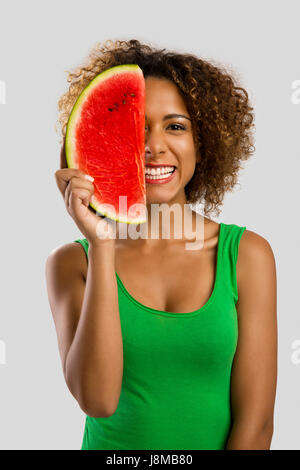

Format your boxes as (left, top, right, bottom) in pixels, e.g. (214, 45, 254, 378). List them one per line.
(0, 0, 299, 450)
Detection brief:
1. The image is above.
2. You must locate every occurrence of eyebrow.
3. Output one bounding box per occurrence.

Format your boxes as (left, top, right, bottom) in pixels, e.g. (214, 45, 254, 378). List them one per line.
(145, 113, 192, 121)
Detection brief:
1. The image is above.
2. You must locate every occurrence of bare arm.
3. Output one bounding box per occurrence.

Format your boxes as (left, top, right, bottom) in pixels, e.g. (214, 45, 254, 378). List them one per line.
(225, 230, 277, 450)
(45, 241, 123, 418)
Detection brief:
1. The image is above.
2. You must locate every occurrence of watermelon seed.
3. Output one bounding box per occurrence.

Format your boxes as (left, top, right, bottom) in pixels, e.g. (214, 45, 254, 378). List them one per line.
(122, 100, 126, 104)
(130, 93, 135, 97)
(108, 108, 114, 112)
(124, 93, 127, 97)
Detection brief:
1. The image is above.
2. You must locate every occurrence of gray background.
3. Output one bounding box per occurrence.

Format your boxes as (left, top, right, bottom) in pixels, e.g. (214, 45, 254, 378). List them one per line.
(0, 0, 299, 450)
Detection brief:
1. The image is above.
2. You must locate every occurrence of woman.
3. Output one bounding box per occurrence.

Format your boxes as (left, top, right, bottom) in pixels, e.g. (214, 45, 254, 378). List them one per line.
(46, 39, 277, 450)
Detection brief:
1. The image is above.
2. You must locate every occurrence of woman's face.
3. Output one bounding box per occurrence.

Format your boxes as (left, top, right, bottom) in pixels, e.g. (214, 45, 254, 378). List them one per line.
(144, 76, 199, 205)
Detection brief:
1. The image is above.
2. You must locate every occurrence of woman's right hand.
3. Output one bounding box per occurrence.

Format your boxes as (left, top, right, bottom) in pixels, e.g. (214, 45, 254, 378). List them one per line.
(55, 144, 116, 245)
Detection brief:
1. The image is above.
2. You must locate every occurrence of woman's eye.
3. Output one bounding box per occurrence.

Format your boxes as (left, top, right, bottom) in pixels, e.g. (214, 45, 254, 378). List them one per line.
(145, 123, 186, 131)
(168, 123, 185, 131)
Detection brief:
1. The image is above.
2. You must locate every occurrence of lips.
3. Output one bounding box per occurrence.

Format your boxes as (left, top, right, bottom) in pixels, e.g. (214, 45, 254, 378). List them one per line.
(145, 167, 177, 185)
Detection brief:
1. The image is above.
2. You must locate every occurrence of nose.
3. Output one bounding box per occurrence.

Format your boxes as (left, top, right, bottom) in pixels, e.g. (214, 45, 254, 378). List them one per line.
(145, 127, 167, 159)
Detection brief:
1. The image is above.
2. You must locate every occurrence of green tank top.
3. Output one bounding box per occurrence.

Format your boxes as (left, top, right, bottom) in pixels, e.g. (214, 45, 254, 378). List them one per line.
(74, 222, 246, 450)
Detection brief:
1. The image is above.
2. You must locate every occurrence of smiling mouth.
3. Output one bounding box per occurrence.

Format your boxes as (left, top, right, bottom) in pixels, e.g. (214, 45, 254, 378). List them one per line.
(145, 167, 176, 184)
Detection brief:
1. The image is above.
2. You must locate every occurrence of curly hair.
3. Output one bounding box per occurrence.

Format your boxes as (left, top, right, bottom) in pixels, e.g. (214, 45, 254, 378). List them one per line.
(57, 39, 255, 217)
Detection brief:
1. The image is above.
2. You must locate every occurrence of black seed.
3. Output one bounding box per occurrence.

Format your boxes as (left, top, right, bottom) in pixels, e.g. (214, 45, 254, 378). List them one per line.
(124, 93, 127, 97)
(130, 93, 135, 97)
(122, 100, 126, 104)
(108, 108, 113, 111)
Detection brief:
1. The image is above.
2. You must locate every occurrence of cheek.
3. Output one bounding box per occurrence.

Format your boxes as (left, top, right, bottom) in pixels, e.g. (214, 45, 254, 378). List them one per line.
(175, 140, 197, 171)
(179, 135, 195, 158)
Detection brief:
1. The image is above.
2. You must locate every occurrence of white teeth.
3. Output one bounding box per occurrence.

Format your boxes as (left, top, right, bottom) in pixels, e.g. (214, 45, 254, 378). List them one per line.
(145, 166, 175, 176)
(145, 168, 175, 180)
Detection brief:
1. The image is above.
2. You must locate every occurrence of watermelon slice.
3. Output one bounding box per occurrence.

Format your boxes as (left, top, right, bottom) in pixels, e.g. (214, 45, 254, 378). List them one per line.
(65, 64, 146, 224)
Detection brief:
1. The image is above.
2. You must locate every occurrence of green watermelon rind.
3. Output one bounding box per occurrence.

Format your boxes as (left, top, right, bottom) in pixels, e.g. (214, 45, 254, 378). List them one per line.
(90, 197, 147, 225)
(65, 64, 146, 225)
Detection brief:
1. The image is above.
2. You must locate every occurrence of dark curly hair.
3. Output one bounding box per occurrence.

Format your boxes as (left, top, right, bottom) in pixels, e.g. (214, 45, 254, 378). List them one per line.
(57, 39, 255, 217)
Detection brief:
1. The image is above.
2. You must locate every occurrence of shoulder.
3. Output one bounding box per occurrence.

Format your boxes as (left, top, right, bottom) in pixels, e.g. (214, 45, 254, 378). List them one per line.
(238, 228, 276, 265)
(237, 228, 277, 297)
(45, 241, 87, 277)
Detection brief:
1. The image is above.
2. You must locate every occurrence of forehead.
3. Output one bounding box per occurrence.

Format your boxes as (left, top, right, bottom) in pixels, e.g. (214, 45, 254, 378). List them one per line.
(145, 76, 188, 115)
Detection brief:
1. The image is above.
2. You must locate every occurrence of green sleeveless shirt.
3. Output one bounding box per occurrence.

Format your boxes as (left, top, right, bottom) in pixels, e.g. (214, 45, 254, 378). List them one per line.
(74, 222, 246, 450)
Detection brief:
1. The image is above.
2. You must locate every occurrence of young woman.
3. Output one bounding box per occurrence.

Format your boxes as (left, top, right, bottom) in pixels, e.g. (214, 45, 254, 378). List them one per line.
(46, 39, 277, 450)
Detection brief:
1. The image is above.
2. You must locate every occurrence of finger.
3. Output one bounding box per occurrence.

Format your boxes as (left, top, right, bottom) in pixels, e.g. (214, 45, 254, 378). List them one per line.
(55, 169, 87, 198)
(68, 176, 95, 193)
(64, 181, 72, 209)
(66, 177, 94, 206)
(68, 187, 91, 213)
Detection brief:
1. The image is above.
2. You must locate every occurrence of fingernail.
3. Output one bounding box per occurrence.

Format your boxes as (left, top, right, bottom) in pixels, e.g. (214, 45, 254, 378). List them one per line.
(84, 174, 94, 182)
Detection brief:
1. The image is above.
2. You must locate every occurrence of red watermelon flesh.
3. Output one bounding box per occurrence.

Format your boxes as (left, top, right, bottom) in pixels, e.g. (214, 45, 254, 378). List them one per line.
(65, 64, 146, 224)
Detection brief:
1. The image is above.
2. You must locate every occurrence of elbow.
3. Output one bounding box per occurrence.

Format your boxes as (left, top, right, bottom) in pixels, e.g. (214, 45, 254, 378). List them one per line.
(80, 402, 115, 418)
(64, 360, 119, 418)
(77, 389, 118, 418)
(76, 386, 117, 418)
(226, 417, 274, 450)
(64, 377, 115, 419)
(77, 393, 117, 419)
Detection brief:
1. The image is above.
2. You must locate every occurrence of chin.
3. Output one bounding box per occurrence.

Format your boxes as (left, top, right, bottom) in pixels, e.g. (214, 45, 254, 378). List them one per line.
(146, 192, 178, 207)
